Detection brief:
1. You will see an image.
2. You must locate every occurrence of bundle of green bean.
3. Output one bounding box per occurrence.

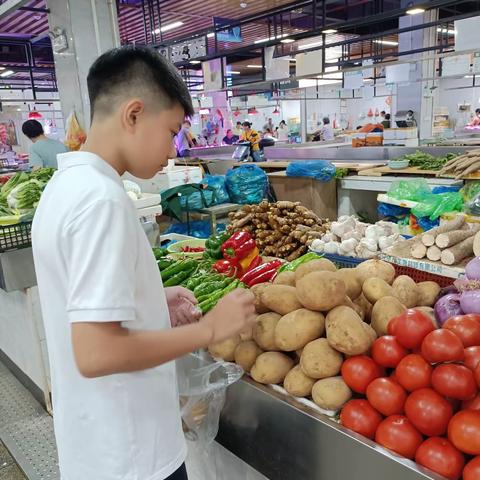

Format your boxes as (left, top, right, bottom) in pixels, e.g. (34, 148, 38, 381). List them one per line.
(437, 149, 480, 179)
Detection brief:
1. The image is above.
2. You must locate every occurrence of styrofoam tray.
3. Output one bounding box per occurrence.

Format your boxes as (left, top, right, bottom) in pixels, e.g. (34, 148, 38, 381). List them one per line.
(132, 193, 161, 209)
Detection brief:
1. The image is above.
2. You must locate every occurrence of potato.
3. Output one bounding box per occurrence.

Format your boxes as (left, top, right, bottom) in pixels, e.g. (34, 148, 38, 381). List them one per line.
(295, 258, 337, 282)
(208, 335, 241, 361)
(283, 365, 315, 397)
(325, 306, 376, 355)
(341, 296, 365, 321)
(251, 283, 271, 314)
(296, 271, 346, 312)
(353, 293, 373, 322)
(414, 306, 438, 328)
(392, 275, 418, 308)
(253, 312, 281, 350)
(334, 269, 362, 300)
(234, 340, 263, 372)
(250, 352, 294, 384)
(273, 271, 296, 287)
(312, 377, 352, 410)
(370, 296, 406, 336)
(239, 325, 253, 341)
(355, 259, 396, 285)
(261, 285, 302, 315)
(275, 309, 325, 351)
(362, 277, 394, 304)
(300, 338, 343, 379)
(416, 281, 441, 307)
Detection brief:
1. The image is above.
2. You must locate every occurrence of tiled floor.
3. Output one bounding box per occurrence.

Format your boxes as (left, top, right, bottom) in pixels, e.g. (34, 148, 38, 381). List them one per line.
(0, 442, 26, 480)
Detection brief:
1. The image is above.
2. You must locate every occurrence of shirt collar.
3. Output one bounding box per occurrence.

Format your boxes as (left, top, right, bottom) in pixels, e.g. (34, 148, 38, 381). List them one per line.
(57, 151, 123, 185)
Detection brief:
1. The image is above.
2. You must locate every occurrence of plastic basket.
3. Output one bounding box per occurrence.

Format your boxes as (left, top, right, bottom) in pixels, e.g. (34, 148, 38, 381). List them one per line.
(0, 221, 32, 252)
(323, 253, 365, 269)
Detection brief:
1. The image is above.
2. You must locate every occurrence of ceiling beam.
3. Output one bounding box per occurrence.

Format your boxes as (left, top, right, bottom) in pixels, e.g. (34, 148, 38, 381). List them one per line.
(0, 0, 31, 19)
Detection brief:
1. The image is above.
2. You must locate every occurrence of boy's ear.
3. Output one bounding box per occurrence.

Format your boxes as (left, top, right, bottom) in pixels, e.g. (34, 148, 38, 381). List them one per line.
(122, 99, 145, 131)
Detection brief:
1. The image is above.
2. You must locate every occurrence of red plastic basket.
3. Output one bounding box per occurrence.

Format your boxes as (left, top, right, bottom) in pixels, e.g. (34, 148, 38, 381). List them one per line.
(392, 264, 453, 288)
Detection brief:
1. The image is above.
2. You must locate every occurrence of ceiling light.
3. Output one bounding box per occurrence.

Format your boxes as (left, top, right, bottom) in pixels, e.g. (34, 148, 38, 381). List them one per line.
(281, 38, 295, 44)
(152, 28, 160, 34)
(0, 67, 5, 71)
(190, 60, 201, 64)
(199, 108, 210, 115)
(406, 7, 425, 15)
(465, 75, 474, 78)
(240, 2, 247, 8)
(298, 41, 323, 50)
(228, 70, 241, 74)
(254, 34, 288, 44)
(246, 64, 263, 68)
(373, 39, 399, 46)
(322, 29, 338, 34)
(437, 28, 456, 35)
(0, 70, 14, 78)
(207, 32, 215, 38)
(160, 21, 183, 33)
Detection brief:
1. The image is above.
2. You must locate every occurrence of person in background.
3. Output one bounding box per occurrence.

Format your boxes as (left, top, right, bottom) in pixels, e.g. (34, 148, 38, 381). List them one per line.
(263, 128, 275, 139)
(380, 110, 386, 121)
(174, 119, 193, 157)
(406, 110, 417, 127)
(276, 120, 289, 141)
(381, 113, 391, 129)
(233, 121, 243, 137)
(320, 117, 334, 141)
(263, 117, 274, 132)
(222, 129, 238, 145)
(469, 108, 480, 126)
(22, 119, 68, 169)
(240, 121, 261, 161)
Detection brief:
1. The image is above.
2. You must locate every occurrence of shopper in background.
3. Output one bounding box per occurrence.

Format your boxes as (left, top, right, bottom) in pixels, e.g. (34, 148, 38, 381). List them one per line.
(233, 120, 243, 137)
(222, 129, 238, 145)
(406, 109, 417, 127)
(31, 45, 256, 480)
(381, 113, 391, 129)
(22, 119, 68, 169)
(263, 117, 274, 132)
(174, 119, 193, 157)
(470, 108, 480, 126)
(240, 121, 261, 161)
(319, 117, 334, 141)
(380, 110, 386, 121)
(277, 119, 289, 141)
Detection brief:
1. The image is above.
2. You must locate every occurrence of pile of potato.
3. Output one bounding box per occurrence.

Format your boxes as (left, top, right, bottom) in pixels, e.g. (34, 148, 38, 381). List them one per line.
(208, 258, 441, 412)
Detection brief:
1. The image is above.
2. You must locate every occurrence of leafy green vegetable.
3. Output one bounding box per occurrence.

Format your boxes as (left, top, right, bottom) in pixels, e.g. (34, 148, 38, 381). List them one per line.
(30, 167, 55, 183)
(393, 150, 458, 171)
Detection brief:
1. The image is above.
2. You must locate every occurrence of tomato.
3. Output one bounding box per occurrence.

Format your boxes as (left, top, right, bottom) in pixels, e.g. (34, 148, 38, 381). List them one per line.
(415, 437, 465, 480)
(341, 356, 383, 394)
(448, 410, 480, 455)
(375, 415, 423, 459)
(421, 329, 464, 364)
(405, 388, 453, 436)
(393, 309, 435, 350)
(371, 336, 408, 368)
(463, 456, 480, 480)
(476, 363, 480, 388)
(366, 378, 407, 416)
(396, 354, 432, 391)
(387, 315, 401, 335)
(340, 399, 382, 440)
(443, 315, 480, 347)
(464, 346, 480, 371)
(431, 364, 477, 401)
(462, 393, 480, 411)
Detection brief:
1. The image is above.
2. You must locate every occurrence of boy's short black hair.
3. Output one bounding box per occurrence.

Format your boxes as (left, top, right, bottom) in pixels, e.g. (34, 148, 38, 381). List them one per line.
(323, 117, 330, 124)
(87, 45, 194, 120)
(22, 120, 44, 139)
(242, 121, 251, 127)
(476, 108, 480, 115)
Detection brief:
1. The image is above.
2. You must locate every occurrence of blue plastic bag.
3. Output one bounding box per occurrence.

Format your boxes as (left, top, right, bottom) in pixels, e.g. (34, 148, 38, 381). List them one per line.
(225, 165, 268, 204)
(202, 175, 230, 205)
(180, 190, 214, 210)
(286, 160, 336, 182)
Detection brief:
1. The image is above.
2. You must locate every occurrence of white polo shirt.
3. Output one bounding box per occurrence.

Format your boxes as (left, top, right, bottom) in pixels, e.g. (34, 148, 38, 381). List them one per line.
(32, 151, 186, 480)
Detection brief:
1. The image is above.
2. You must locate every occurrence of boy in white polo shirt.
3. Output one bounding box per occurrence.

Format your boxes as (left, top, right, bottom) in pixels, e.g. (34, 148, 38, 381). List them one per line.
(32, 46, 256, 480)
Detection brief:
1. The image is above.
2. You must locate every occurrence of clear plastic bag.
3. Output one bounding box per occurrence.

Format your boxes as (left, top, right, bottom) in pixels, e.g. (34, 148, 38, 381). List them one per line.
(412, 191, 464, 220)
(176, 353, 243, 445)
(64, 110, 86, 151)
(465, 192, 480, 215)
(225, 165, 268, 204)
(286, 160, 336, 182)
(388, 178, 431, 202)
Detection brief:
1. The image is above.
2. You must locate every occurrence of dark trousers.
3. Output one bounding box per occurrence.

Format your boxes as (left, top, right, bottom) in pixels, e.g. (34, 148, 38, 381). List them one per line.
(165, 463, 188, 480)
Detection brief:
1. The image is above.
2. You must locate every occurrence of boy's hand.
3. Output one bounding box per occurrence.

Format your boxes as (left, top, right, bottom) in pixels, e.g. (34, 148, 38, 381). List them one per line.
(201, 289, 257, 344)
(165, 286, 201, 327)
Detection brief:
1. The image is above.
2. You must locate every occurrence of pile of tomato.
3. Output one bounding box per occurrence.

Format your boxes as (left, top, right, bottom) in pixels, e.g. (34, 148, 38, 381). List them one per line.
(339, 309, 480, 480)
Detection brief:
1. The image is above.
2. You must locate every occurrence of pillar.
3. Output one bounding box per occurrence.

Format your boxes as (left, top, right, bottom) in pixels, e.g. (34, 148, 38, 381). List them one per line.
(45, 0, 120, 130)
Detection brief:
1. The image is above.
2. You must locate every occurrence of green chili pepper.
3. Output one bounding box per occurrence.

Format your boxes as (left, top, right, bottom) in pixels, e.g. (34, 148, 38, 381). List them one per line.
(152, 247, 169, 260)
(163, 269, 194, 287)
(278, 252, 320, 273)
(199, 279, 241, 313)
(157, 258, 175, 270)
(161, 259, 197, 281)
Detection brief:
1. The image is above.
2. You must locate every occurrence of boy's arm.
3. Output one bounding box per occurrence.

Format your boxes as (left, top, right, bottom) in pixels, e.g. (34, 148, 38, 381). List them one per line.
(71, 289, 256, 378)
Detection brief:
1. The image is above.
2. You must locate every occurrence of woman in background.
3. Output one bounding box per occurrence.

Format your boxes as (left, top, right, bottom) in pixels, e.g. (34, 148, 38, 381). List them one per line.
(277, 120, 289, 141)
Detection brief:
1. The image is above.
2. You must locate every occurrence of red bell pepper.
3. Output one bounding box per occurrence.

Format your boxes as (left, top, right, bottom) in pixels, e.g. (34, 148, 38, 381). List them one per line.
(212, 259, 242, 278)
(240, 260, 283, 287)
(222, 231, 256, 261)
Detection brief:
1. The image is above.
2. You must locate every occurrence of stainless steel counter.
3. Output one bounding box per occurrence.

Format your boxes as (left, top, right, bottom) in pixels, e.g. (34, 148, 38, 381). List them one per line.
(218, 376, 443, 480)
